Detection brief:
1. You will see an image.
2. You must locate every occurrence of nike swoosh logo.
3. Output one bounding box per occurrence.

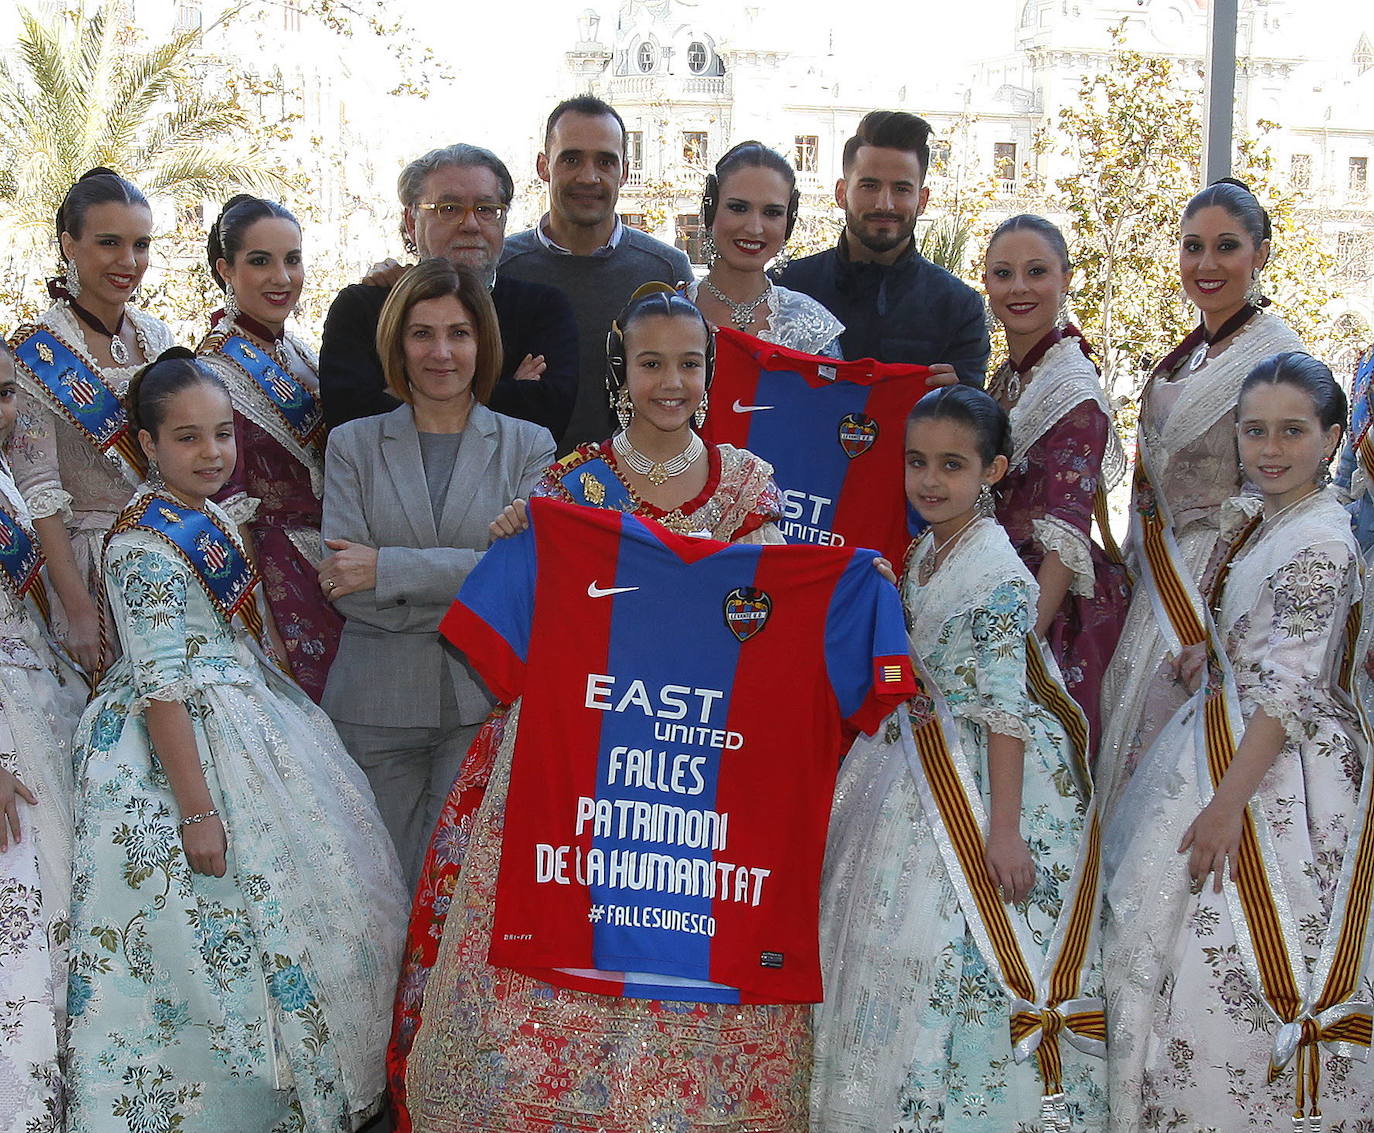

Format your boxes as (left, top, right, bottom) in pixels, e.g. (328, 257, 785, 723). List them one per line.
(587, 582, 641, 598)
(732, 399, 775, 413)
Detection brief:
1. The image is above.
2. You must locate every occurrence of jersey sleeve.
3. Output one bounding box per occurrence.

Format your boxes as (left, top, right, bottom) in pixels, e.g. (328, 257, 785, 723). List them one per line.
(438, 521, 539, 703)
(824, 550, 916, 733)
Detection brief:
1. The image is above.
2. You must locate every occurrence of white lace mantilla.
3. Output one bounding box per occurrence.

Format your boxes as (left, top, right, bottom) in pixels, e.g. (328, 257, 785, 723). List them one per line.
(1148, 310, 1303, 469)
(904, 517, 1038, 656)
(685, 280, 844, 356)
(1009, 337, 1126, 491)
(1032, 513, 1097, 597)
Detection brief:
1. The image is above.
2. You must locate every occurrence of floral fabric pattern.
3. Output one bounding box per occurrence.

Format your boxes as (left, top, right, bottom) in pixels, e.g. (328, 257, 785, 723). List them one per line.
(66, 517, 407, 1133)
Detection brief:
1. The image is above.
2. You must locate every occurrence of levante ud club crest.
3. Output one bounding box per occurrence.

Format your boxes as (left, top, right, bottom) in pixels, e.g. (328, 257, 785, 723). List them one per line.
(837, 413, 878, 459)
(723, 586, 772, 642)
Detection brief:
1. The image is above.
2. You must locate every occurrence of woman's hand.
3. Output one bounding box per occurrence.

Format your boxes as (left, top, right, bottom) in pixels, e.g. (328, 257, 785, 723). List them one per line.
(872, 555, 897, 584)
(926, 363, 959, 389)
(985, 827, 1036, 904)
(319, 538, 378, 598)
(1172, 643, 1207, 693)
(489, 499, 530, 540)
(63, 602, 107, 674)
(180, 815, 228, 877)
(1, 768, 36, 851)
(1179, 800, 1243, 895)
(513, 354, 547, 382)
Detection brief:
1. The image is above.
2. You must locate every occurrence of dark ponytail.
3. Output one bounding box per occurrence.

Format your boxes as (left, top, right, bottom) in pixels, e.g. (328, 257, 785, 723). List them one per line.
(125, 347, 226, 439)
(907, 385, 1011, 466)
(206, 194, 299, 289)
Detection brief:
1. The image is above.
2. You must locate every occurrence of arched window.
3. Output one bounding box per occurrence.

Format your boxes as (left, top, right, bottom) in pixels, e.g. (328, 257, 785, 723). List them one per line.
(637, 41, 656, 73)
(687, 41, 709, 73)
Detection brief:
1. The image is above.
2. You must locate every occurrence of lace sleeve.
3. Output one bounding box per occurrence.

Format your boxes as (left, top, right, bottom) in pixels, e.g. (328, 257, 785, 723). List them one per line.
(106, 540, 198, 711)
(961, 579, 1034, 741)
(1027, 402, 1107, 597)
(1245, 543, 1352, 745)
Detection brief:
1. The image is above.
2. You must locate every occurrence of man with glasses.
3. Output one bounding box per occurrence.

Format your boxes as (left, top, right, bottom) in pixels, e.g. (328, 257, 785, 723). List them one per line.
(319, 143, 579, 433)
(500, 96, 692, 450)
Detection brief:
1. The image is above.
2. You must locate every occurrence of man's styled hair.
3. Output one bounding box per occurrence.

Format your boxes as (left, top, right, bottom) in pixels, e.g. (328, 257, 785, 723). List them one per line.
(841, 110, 934, 175)
(544, 95, 628, 157)
(396, 143, 515, 210)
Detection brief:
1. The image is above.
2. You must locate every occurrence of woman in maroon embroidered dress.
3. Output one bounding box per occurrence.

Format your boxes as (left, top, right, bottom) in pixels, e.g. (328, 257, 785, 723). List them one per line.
(387, 289, 805, 1133)
(983, 215, 1129, 745)
(198, 195, 340, 702)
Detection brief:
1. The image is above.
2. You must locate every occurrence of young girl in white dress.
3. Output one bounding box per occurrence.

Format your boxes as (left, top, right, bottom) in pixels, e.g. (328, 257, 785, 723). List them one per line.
(64, 351, 408, 1133)
(813, 385, 1107, 1131)
(1104, 352, 1374, 1130)
(0, 340, 85, 1133)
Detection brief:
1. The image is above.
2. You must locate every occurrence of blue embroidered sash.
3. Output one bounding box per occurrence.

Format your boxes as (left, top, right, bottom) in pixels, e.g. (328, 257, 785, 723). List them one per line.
(215, 334, 323, 449)
(110, 494, 263, 640)
(553, 452, 636, 512)
(10, 325, 144, 479)
(0, 500, 43, 599)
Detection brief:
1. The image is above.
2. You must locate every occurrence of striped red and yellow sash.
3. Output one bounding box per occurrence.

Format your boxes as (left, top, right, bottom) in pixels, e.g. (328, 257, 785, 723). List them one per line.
(902, 644, 1104, 1126)
(1198, 519, 1374, 1126)
(1129, 445, 1208, 650)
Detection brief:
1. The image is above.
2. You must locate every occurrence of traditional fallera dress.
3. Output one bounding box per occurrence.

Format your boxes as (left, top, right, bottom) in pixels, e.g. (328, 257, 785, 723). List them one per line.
(198, 317, 341, 703)
(1335, 344, 1374, 556)
(1096, 307, 1303, 810)
(992, 325, 1130, 745)
(812, 517, 1108, 1132)
(0, 459, 83, 1133)
(685, 279, 845, 357)
(65, 486, 407, 1133)
(1103, 488, 1374, 1131)
(7, 302, 175, 637)
(388, 441, 815, 1133)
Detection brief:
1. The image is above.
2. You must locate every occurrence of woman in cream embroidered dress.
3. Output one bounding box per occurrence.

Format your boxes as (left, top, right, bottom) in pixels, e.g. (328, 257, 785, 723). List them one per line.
(983, 215, 1129, 743)
(6, 170, 174, 675)
(0, 350, 84, 1133)
(1097, 180, 1302, 809)
(198, 195, 340, 703)
(813, 387, 1106, 1132)
(685, 141, 844, 356)
(389, 290, 802, 1133)
(1103, 355, 1374, 1131)
(65, 356, 406, 1133)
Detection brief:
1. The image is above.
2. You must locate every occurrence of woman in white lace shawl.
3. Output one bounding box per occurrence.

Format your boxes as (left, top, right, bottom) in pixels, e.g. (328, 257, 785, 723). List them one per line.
(1103, 354, 1374, 1130)
(1097, 179, 1303, 812)
(685, 141, 844, 356)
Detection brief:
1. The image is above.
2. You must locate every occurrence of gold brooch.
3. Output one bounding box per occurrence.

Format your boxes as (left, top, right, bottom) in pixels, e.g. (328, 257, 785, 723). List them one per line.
(36, 342, 54, 365)
(580, 471, 606, 506)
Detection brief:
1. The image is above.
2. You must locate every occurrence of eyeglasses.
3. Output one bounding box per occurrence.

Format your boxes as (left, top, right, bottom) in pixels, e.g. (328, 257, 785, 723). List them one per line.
(417, 201, 508, 225)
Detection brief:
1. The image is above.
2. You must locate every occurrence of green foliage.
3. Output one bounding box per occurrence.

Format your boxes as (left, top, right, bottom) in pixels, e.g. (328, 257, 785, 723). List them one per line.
(918, 214, 974, 276)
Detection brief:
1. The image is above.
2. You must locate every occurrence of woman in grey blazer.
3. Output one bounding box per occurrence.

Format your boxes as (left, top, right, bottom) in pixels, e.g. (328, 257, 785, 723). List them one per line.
(318, 260, 555, 886)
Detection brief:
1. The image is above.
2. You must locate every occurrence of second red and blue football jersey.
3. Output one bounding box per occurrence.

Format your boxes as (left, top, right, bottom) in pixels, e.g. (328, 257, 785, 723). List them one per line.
(703, 327, 933, 564)
(440, 497, 914, 1004)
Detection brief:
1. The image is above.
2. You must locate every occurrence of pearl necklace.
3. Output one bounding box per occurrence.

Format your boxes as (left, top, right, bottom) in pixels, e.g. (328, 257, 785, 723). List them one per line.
(703, 277, 773, 331)
(612, 430, 705, 486)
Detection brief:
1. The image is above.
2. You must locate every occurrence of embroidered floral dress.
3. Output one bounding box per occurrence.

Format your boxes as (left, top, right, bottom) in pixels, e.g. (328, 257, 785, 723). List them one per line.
(812, 518, 1107, 1132)
(199, 322, 341, 703)
(7, 303, 175, 637)
(993, 333, 1130, 745)
(685, 280, 844, 356)
(0, 461, 83, 1133)
(1097, 310, 1303, 810)
(65, 488, 407, 1133)
(1102, 489, 1374, 1131)
(388, 441, 805, 1133)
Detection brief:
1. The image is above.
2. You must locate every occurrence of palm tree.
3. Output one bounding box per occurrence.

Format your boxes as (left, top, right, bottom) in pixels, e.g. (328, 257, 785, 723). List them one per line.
(0, 0, 292, 238)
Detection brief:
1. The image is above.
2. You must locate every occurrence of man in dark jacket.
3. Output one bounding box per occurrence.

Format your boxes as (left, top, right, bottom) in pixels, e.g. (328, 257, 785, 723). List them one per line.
(319, 143, 579, 434)
(775, 110, 988, 386)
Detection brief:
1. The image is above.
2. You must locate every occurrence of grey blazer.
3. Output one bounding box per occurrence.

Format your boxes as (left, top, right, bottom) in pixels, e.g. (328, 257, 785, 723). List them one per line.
(320, 402, 555, 728)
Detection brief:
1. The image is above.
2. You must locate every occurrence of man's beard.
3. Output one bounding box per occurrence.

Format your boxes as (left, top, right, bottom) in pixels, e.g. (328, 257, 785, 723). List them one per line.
(851, 213, 913, 255)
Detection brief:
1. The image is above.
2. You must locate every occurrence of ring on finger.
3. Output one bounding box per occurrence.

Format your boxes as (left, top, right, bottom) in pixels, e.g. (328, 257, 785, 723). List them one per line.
(1189, 876, 1204, 895)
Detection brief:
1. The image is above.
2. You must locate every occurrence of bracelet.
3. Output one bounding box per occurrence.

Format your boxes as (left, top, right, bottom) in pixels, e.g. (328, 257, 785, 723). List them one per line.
(179, 809, 220, 828)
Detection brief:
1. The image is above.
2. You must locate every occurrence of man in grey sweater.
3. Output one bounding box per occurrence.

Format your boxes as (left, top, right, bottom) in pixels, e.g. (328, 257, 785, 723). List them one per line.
(501, 96, 693, 451)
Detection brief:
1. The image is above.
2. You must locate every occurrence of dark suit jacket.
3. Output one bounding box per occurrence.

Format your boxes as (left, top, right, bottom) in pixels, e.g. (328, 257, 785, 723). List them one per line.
(775, 234, 988, 386)
(318, 273, 580, 435)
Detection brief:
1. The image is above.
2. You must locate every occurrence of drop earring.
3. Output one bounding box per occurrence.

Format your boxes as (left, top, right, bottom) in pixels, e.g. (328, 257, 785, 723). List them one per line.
(702, 232, 719, 267)
(146, 457, 163, 487)
(65, 258, 82, 299)
(614, 388, 633, 430)
(223, 281, 240, 322)
(978, 482, 996, 517)
(693, 390, 708, 429)
(1245, 268, 1263, 306)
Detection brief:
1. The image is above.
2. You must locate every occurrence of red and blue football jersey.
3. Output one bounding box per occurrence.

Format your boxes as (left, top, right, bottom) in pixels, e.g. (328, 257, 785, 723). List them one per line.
(440, 497, 914, 1004)
(703, 328, 933, 564)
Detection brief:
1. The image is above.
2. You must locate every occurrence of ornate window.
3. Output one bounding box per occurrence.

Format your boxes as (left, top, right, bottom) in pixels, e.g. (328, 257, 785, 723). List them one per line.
(794, 135, 819, 173)
(687, 41, 709, 74)
(637, 42, 657, 73)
